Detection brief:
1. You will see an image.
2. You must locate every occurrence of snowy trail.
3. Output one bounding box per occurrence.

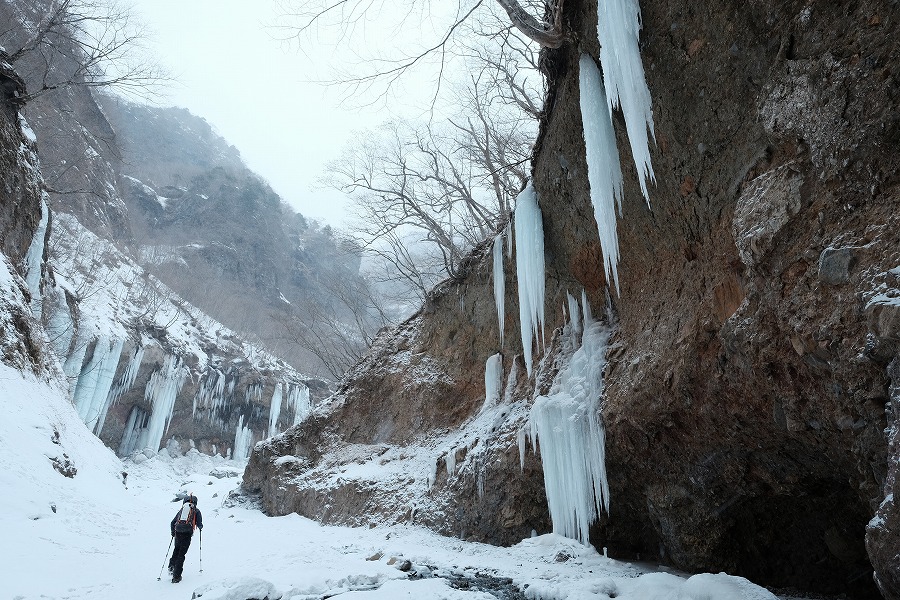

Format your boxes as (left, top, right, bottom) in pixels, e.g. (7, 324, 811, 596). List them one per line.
(3, 365, 787, 600)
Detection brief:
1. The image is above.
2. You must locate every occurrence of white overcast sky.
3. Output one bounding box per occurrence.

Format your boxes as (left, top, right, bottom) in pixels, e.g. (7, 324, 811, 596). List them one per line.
(129, 0, 453, 227)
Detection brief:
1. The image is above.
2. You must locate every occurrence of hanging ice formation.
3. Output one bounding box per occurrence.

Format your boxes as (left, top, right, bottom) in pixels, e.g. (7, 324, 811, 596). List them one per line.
(597, 0, 656, 201)
(268, 383, 284, 438)
(72, 337, 125, 435)
(493, 234, 506, 347)
(233, 415, 253, 460)
(580, 54, 626, 293)
(514, 183, 546, 376)
(528, 292, 611, 545)
(482, 353, 503, 413)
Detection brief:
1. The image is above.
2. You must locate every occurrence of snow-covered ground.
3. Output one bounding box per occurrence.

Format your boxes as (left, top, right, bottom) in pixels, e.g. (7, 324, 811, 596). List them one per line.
(2, 363, 791, 600)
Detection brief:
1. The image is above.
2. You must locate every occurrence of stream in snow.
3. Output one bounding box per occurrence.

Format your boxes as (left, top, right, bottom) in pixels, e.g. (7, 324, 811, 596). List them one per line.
(0, 363, 820, 600)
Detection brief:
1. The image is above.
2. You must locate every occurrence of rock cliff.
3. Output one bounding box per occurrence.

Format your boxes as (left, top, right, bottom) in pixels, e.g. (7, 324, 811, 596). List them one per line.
(244, 0, 899, 598)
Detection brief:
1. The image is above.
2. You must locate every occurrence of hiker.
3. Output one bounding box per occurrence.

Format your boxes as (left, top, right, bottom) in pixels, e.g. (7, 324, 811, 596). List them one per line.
(168, 493, 203, 583)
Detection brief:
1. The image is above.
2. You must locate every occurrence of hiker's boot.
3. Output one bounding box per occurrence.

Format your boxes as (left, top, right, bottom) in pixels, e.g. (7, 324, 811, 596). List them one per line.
(172, 576, 181, 583)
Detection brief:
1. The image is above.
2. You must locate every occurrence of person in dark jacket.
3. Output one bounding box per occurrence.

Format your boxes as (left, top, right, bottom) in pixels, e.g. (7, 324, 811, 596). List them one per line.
(168, 494, 203, 583)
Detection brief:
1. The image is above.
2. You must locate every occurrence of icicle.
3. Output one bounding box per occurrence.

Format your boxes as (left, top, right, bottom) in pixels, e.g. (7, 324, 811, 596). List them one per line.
(493, 234, 506, 347)
(514, 183, 546, 376)
(268, 383, 284, 438)
(138, 355, 188, 452)
(482, 353, 503, 413)
(23, 196, 49, 315)
(580, 54, 626, 294)
(528, 295, 611, 545)
(597, 0, 655, 202)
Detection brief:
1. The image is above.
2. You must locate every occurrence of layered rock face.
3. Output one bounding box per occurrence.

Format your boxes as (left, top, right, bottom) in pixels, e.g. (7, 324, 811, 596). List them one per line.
(251, 0, 897, 597)
(0, 52, 47, 371)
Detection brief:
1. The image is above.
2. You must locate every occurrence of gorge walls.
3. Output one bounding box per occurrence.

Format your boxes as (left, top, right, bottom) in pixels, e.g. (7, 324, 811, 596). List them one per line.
(244, 0, 899, 598)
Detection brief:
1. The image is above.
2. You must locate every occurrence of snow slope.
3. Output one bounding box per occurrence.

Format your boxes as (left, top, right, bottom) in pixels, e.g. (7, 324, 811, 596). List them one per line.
(1, 363, 792, 600)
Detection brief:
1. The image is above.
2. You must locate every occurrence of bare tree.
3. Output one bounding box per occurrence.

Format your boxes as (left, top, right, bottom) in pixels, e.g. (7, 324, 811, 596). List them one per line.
(1, 0, 167, 101)
(322, 39, 536, 303)
(276, 0, 561, 103)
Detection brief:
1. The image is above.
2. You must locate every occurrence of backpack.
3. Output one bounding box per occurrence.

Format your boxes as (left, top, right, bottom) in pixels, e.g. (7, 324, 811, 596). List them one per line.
(175, 502, 197, 532)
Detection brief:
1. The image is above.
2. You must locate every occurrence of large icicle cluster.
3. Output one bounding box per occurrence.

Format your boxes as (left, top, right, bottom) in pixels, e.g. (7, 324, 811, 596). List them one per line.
(140, 355, 188, 453)
(193, 369, 228, 417)
(528, 293, 611, 545)
(514, 183, 546, 376)
(493, 234, 506, 347)
(597, 0, 656, 201)
(580, 54, 625, 293)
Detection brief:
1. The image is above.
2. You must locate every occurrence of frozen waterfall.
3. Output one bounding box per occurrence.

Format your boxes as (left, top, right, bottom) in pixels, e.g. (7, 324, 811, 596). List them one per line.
(23, 197, 49, 315)
(529, 293, 611, 545)
(72, 337, 125, 435)
(514, 183, 546, 376)
(233, 415, 254, 460)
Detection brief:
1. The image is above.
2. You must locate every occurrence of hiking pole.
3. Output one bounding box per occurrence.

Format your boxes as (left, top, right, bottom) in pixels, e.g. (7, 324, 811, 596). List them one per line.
(157, 536, 174, 581)
(199, 529, 203, 573)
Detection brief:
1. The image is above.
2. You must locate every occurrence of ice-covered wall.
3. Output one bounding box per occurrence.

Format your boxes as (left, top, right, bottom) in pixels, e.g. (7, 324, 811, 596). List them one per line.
(42, 213, 323, 457)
